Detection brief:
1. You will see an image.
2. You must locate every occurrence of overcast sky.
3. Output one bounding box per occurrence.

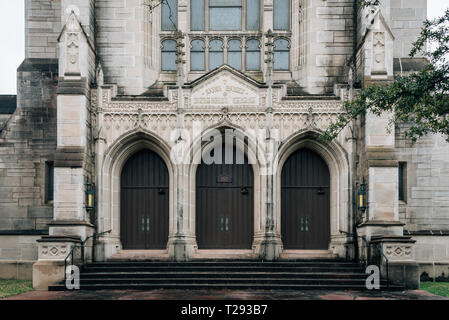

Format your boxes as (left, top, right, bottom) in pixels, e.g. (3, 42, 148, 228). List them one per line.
(0, 0, 448, 94)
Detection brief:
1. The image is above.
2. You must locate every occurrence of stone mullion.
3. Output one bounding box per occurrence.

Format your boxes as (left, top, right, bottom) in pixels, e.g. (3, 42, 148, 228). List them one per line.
(205, 0, 210, 32)
(205, 36, 210, 72)
(242, 36, 247, 71)
(242, 0, 247, 32)
(223, 35, 228, 65)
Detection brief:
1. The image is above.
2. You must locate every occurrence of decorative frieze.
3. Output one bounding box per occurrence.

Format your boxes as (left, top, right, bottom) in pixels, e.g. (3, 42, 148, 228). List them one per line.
(385, 245, 413, 259)
(96, 73, 344, 150)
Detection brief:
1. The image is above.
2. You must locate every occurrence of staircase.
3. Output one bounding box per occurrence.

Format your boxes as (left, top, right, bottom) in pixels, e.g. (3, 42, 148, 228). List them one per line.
(48, 260, 403, 291)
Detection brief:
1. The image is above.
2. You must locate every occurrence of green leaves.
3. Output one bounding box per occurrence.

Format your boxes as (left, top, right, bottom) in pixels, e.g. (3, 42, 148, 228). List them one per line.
(321, 8, 449, 143)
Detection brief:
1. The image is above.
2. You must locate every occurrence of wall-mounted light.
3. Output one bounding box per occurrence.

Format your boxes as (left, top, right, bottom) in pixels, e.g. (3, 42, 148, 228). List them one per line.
(357, 178, 367, 212)
(86, 182, 95, 211)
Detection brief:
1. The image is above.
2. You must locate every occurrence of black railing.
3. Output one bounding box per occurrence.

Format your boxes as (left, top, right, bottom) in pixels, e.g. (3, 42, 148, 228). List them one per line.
(64, 229, 112, 286)
(340, 230, 389, 288)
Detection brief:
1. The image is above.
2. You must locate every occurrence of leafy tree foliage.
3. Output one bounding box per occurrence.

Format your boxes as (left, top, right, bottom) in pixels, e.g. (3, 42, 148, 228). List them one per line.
(321, 5, 449, 142)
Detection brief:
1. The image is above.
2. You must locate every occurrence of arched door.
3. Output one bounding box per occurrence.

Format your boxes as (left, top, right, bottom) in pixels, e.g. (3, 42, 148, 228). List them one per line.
(196, 143, 254, 249)
(281, 148, 330, 249)
(120, 149, 169, 249)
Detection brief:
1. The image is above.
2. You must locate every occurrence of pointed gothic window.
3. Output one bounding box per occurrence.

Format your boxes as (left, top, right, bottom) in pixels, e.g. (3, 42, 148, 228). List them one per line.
(209, 39, 224, 70)
(246, 39, 260, 71)
(191, 39, 205, 71)
(274, 38, 290, 70)
(228, 39, 242, 70)
(161, 39, 177, 71)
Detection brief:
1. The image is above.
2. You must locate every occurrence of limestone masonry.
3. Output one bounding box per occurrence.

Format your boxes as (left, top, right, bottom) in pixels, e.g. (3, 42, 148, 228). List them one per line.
(0, 0, 447, 290)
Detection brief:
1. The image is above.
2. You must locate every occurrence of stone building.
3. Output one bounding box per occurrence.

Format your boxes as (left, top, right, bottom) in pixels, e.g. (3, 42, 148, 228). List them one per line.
(0, 0, 448, 290)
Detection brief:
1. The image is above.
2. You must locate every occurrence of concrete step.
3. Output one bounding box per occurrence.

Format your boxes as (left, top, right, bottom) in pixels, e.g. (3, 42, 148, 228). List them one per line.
(48, 283, 403, 291)
(80, 271, 368, 279)
(88, 260, 359, 267)
(51, 260, 403, 292)
(82, 266, 365, 273)
(73, 278, 378, 285)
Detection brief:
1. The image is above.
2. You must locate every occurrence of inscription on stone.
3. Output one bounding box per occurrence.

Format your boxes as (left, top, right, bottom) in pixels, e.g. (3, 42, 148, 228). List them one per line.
(191, 72, 259, 108)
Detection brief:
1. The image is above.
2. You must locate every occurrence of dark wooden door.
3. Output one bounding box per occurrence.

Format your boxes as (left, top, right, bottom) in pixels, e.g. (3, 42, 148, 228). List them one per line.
(196, 144, 254, 249)
(120, 149, 169, 249)
(281, 148, 330, 249)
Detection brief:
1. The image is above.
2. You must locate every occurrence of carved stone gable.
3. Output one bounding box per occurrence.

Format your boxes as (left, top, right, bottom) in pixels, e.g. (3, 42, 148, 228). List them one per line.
(191, 70, 260, 109)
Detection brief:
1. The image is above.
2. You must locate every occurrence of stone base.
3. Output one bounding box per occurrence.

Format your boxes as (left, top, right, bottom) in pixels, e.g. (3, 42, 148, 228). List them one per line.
(0, 260, 34, 280)
(371, 235, 419, 289)
(387, 261, 420, 289)
(32, 260, 65, 290)
(253, 233, 283, 261)
(33, 236, 82, 290)
(94, 237, 122, 262)
(167, 235, 197, 261)
(329, 235, 353, 260)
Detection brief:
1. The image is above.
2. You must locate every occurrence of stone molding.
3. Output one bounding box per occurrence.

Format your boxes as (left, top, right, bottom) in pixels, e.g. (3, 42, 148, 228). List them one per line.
(37, 235, 82, 261)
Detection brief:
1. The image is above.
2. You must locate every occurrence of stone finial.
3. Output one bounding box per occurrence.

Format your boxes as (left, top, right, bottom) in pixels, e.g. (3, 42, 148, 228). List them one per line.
(96, 64, 104, 87)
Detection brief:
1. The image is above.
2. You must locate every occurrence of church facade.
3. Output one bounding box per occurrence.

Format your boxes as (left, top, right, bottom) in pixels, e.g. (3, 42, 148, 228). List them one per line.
(0, 0, 448, 290)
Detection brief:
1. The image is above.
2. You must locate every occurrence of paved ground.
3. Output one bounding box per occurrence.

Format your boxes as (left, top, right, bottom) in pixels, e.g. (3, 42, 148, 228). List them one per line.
(3, 289, 447, 300)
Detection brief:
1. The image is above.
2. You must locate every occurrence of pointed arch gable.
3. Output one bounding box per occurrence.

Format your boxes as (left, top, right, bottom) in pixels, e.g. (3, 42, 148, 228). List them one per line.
(275, 130, 351, 255)
(97, 130, 176, 257)
(185, 124, 266, 251)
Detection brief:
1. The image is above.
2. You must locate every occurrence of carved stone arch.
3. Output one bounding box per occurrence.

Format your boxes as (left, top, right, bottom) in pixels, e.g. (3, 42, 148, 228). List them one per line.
(274, 129, 351, 256)
(190, 37, 206, 47)
(185, 124, 266, 253)
(245, 37, 262, 48)
(96, 129, 176, 260)
(208, 37, 225, 48)
(160, 37, 177, 48)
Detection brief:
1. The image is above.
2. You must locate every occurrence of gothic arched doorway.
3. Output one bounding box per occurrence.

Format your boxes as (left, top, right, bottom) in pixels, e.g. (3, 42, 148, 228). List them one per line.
(120, 149, 169, 249)
(281, 148, 330, 249)
(196, 143, 254, 249)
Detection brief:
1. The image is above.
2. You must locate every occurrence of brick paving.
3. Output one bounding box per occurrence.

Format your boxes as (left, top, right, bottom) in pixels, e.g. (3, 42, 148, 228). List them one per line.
(3, 289, 447, 300)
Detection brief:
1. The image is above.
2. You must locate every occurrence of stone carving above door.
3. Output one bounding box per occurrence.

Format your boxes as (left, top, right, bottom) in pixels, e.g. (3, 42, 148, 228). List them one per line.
(190, 69, 262, 110)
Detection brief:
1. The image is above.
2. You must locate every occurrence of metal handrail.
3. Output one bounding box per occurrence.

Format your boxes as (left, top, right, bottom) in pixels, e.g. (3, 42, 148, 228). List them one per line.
(64, 229, 112, 287)
(340, 230, 389, 288)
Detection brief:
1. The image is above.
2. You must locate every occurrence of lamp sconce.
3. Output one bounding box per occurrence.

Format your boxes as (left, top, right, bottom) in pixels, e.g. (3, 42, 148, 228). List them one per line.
(357, 177, 367, 212)
(86, 182, 95, 211)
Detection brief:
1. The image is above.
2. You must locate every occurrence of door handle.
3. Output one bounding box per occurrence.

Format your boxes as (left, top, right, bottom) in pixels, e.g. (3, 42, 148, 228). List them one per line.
(225, 217, 229, 231)
(147, 217, 150, 232)
(220, 217, 224, 231)
(300, 218, 304, 231)
(305, 217, 309, 232)
(141, 217, 145, 232)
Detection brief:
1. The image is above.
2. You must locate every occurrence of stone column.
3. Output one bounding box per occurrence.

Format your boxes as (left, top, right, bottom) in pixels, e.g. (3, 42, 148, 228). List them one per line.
(354, 7, 419, 289)
(33, 8, 95, 289)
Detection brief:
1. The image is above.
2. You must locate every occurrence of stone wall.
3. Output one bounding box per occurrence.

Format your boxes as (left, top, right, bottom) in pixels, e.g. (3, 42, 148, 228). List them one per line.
(25, 0, 61, 59)
(295, 0, 355, 94)
(395, 127, 449, 233)
(390, 0, 427, 58)
(0, 59, 58, 271)
(96, 0, 160, 95)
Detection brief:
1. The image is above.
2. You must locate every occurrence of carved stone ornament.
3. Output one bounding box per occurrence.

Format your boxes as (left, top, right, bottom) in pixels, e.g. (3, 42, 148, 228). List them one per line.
(65, 12, 82, 74)
(372, 31, 386, 73)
